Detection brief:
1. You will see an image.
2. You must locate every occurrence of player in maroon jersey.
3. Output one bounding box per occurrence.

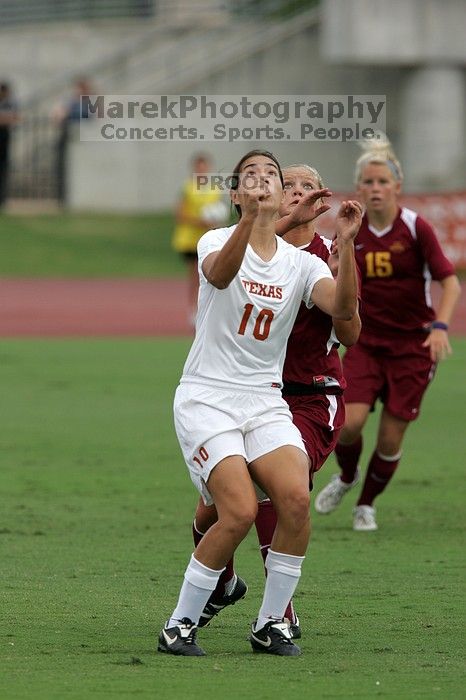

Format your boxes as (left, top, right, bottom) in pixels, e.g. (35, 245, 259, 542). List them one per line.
(191, 164, 362, 639)
(314, 138, 461, 531)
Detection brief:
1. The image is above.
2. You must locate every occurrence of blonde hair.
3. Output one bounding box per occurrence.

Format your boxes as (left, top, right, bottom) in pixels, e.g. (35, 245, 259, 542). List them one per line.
(354, 133, 403, 184)
(283, 163, 325, 189)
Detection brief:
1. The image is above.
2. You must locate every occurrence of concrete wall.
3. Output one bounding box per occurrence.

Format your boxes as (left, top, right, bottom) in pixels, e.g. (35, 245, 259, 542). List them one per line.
(68, 23, 416, 212)
(0, 20, 153, 101)
(5, 1, 465, 210)
(322, 0, 466, 191)
(0, 0, 227, 102)
(322, 0, 466, 64)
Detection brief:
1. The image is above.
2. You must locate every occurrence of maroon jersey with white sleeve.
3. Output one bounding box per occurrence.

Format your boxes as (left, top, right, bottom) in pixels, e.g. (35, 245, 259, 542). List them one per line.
(355, 207, 455, 338)
(283, 234, 345, 389)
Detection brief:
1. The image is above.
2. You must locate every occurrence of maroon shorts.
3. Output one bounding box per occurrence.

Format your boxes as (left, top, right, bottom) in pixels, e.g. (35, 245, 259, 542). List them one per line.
(342, 334, 436, 422)
(284, 393, 345, 487)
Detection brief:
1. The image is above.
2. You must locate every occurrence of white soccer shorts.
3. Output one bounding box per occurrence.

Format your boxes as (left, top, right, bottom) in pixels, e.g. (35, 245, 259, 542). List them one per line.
(174, 379, 307, 505)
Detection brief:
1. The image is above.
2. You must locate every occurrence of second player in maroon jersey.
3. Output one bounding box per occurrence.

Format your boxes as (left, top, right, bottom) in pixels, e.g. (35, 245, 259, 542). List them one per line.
(315, 137, 460, 532)
(354, 207, 454, 338)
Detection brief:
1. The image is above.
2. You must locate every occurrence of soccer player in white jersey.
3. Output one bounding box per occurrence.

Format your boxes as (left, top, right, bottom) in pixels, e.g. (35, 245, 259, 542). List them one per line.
(158, 150, 361, 657)
(191, 165, 362, 639)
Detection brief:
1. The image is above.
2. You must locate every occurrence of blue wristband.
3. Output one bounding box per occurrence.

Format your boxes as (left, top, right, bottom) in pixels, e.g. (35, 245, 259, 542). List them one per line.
(431, 321, 448, 331)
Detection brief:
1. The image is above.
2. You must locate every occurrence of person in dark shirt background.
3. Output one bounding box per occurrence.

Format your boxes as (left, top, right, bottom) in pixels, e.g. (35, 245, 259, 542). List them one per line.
(52, 77, 93, 206)
(0, 81, 20, 209)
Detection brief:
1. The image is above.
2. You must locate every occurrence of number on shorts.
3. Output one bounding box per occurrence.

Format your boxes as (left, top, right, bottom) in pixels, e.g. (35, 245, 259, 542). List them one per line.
(238, 304, 274, 341)
(193, 446, 209, 469)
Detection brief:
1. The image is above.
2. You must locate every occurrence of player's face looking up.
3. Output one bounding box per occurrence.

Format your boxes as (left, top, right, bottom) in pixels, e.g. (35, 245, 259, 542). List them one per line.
(280, 167, 320, 218)
(357, 163, 401, 216)
(231, 154, 284, 217)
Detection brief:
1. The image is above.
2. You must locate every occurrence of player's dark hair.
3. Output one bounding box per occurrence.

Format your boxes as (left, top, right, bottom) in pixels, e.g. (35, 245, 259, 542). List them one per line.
(230, 149, 284, 217)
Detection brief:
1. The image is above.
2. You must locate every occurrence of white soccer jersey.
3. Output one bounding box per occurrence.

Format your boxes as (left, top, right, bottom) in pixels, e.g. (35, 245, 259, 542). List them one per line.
(181, 225, 333, 389)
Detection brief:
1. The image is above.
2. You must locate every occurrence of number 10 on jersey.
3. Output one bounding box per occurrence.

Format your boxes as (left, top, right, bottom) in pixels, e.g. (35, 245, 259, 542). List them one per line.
(238, 303, 274, 341)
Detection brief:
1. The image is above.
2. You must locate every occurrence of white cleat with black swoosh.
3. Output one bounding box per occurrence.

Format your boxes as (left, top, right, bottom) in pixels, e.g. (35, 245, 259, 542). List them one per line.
(157, 618, 205, 656)
(250, 619, 301, 656)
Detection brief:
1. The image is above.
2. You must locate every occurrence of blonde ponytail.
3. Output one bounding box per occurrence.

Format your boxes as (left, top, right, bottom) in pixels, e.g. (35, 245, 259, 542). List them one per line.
(354, 132, 403, 184)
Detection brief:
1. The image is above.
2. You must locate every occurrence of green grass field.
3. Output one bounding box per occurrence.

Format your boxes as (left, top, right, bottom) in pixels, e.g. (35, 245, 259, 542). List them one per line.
(0, 211, 464, 281)
(1, 338, 465, 699)
(0, 213, 184, 277)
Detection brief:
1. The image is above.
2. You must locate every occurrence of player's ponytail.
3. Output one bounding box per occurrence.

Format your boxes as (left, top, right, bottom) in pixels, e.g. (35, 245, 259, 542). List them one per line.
(354, 132, 403, 184)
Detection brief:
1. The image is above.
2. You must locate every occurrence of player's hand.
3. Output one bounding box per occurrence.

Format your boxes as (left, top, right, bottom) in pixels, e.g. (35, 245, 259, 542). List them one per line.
(288, 188, 332, 226)
(241, 183, 275, 219)
(422, 329, 452, 362)
(335, 200, 363, 244)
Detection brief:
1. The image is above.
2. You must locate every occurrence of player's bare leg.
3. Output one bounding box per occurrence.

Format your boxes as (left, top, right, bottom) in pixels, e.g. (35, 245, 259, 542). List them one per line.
(250, 445, 310, 555)
(247, 445, 309, 655)
(159, 457, 256, 656)
(255, 498, 301, 637)
(375, 409, 409, 456)
(194, 456, 258, 569)
(193, 498, 248, 628)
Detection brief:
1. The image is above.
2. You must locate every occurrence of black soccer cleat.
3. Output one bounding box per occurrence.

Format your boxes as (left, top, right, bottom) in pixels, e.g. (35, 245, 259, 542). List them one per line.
(289, 616, 301, 640)
(157, 618, 206, 656)
(198, 576, 248, 628)
(250, 619, 301, 656)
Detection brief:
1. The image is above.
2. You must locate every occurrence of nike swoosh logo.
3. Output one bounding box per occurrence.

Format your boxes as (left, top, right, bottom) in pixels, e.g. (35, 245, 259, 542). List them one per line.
(355, 244, 364, 250)
(162, 629, 177, 646)
(251, 633, 272, 647)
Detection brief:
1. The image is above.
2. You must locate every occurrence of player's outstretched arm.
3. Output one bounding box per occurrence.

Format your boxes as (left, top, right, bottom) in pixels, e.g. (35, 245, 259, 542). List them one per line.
(333, 307, 362, 347)
(331, 199, 362, 319)
(310, 200, 361, 320)
(328, 231, 362, 346)
(202, 188, 266, 289)
(275, 188, 332, 237)
(201, 215, 255, 289)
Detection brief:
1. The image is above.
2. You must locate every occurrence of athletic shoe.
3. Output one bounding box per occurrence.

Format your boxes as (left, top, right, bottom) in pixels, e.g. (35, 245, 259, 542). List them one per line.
(353, 505, 378, 531)
(250, 619, 301, 656)
(289, 616, 301, 640)
(157, 618, 205, 656)
(198, 576, 248, 628)
(314, 471, 359, 514)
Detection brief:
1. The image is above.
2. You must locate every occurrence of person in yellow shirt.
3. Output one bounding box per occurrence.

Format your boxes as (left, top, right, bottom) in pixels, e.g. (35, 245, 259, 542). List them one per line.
(172, 153, 227, 326)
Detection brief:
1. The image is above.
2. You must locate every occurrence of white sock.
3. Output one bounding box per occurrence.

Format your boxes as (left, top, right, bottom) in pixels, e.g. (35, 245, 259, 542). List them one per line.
(167, 554, 224, 628)
(255, 549, 304, 631)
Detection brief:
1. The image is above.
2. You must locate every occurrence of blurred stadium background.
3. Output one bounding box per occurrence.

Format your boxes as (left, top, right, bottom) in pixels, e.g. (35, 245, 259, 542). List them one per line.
(0, 0, 465, 334)
(1, 3, 465, 697)
(2, 0, 466, 210)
